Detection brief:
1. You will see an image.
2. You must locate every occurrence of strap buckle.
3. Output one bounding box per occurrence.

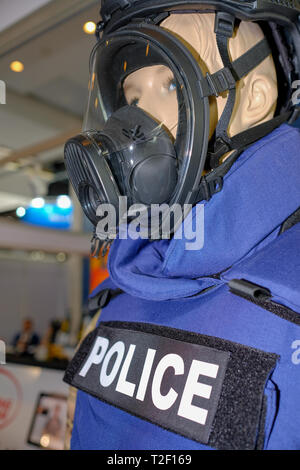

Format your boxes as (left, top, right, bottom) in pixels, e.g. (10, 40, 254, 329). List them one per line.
(214, 12, 235, 38)
(190, 175, 224, 204)
(101, 0, 130, 18)
(207, 138, 231, 169)
(98, 0, 131, 36)
(96, 20, 106, 39)
(88, 289, 110, 313)
(205, 68, 236, 97)
(89, 288, 123, 314)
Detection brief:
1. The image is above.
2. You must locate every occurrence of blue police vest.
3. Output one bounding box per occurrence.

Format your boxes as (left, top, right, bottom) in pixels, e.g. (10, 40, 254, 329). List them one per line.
(65, 124, 300, 450)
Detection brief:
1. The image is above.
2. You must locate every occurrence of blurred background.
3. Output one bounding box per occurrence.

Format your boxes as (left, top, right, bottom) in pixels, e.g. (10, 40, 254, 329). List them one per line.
(0, 0, 108, 450)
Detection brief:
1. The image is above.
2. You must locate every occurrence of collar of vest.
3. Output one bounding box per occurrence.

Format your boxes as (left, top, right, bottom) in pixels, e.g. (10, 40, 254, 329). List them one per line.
(106, 124, 300, 301)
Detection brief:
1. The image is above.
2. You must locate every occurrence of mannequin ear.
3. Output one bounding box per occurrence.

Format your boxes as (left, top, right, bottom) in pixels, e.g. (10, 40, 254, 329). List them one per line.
(244, 75, 277, 127)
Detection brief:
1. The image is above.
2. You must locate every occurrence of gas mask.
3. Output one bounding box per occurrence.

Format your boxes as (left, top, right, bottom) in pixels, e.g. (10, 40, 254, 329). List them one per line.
(64, 4, 300, 243)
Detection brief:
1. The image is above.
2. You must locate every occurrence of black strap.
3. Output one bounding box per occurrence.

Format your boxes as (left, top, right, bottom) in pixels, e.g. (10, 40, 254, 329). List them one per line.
(190, 109, 292, 205)
(101, 0, 130, 23)
(232, 38, 271, 85)
(88, 288, 123, 315)
(207, 109, 291, 174)
(214, 15, 236, 146)
(189, 149, 240, 205)
(228, 111, 292, 154)
(204, 13, 238, 173)
(200, 38, 271, 99)
(204, 12, 292, 172)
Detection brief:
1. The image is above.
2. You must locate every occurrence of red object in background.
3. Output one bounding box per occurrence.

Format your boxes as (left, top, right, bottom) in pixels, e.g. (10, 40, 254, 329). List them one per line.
(89, 254, 109, 293)
(0, 368, 22, 429)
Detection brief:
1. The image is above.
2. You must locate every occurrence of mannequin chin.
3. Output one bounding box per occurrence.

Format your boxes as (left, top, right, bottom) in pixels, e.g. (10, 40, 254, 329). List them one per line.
(123, 13, 278, 143)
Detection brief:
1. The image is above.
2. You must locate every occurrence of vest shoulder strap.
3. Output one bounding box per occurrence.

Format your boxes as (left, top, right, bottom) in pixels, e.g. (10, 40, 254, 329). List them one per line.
(88, 277, 123, 316)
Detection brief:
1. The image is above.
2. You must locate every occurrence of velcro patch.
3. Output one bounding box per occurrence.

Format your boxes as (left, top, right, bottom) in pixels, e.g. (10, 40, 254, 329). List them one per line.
(64, 322, 279, 449)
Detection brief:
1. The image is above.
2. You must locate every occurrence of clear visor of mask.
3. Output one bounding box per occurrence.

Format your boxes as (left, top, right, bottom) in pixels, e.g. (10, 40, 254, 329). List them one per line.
(82, 33, 195, 201)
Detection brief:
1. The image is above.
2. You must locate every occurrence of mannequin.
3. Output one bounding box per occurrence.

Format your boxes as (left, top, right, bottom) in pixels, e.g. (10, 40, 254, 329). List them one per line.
(64, 9, 300, 451)
(124, 13, 278, 141)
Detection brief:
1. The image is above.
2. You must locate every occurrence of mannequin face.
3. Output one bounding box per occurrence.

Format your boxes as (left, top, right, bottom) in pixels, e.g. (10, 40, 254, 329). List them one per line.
(123, 13, 278, 145)
(123, 65, 178, 138)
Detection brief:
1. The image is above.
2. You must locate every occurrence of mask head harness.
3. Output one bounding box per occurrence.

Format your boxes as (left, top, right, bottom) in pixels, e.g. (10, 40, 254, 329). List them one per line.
(64, 0, 300, 249)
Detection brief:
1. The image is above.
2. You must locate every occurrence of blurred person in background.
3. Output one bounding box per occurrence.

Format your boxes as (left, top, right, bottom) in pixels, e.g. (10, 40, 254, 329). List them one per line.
(37, 319, 69, 363)
(11, 317, 40, 357)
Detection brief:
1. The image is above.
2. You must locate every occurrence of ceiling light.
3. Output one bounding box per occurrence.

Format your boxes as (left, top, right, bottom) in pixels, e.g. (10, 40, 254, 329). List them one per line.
(31, 197, 45, 209)
(16, 207, 26, 218)
(56, 195, 71, 209)
(83, 21, 96, 35)
(10, 61, 24, 73)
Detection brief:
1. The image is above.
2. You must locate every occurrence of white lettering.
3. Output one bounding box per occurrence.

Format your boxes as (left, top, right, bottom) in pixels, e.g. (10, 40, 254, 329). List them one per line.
(178, 360, 219, 425)
(292, 80, 300, 106)
(79, 336, 109, 377)
(108, 455, 142, 467)
(292, 340, 300, 365)
(152, 354, 184, 411)
(136, 348, 157, 401)
(96, 203, 117, 240)
(127, 204, 149, 240)
(184, 204, 205, 251)
(116, 344, 137, 397)
(100, 341, 125, 387)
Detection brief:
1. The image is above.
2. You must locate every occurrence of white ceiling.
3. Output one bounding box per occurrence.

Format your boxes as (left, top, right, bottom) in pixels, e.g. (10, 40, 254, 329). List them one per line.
(0, 0, 100, 212)
(0, 0, 100, 151)
(0, 0, 52, 33)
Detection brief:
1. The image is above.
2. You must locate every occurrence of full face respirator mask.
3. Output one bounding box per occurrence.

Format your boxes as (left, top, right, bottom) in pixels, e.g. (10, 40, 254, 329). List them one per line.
(65, 24, 210, 241)
(64, 2, 300, 245)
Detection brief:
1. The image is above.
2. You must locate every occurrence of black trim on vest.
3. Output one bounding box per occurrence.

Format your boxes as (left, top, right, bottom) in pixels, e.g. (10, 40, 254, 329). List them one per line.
(229, 279, 300, 326)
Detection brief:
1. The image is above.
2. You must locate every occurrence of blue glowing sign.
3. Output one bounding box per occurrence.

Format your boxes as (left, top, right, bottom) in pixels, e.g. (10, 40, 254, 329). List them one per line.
(18, 198, 73, 230)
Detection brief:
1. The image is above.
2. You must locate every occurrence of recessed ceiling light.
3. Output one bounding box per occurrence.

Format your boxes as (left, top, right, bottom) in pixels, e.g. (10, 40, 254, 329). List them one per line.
(10, 61, 24, 73)
(83, 21, 96, 35)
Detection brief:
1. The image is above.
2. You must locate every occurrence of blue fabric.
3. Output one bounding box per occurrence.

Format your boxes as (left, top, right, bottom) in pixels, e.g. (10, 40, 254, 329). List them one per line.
(108, 124, 300, 300)
(72, 282, 300, 450)
(72, 124, 300, 450)
(223, 223, 300, 312)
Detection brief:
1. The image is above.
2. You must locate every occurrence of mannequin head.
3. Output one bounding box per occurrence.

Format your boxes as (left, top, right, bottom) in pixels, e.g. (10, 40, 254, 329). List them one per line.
(124, 13, 278, 141)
